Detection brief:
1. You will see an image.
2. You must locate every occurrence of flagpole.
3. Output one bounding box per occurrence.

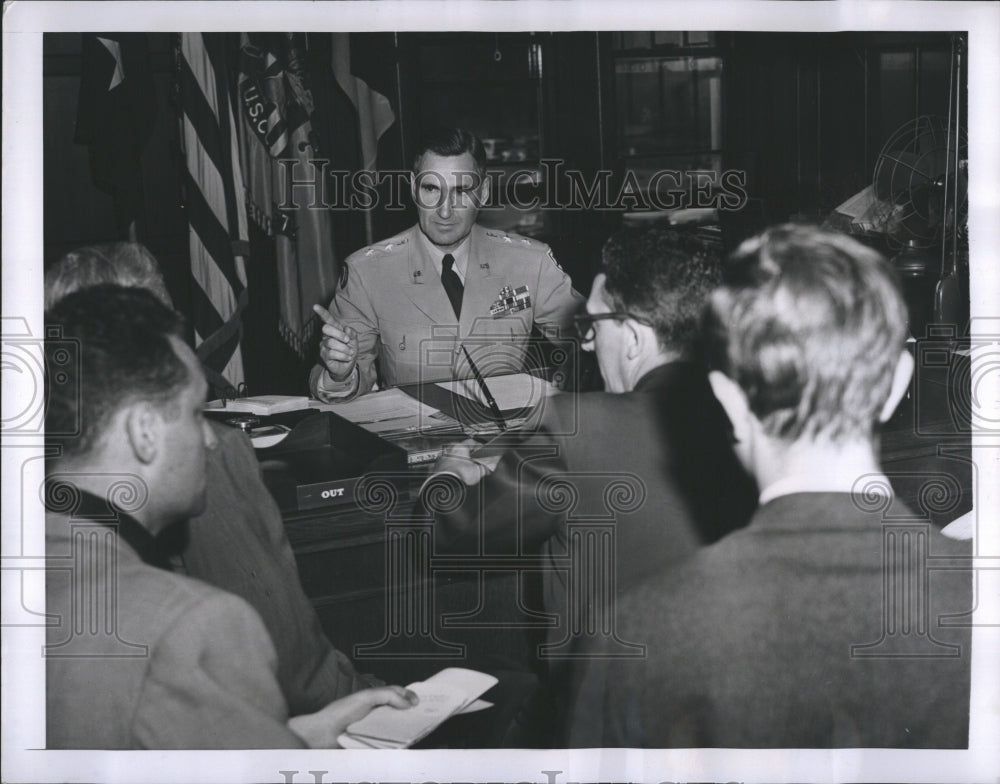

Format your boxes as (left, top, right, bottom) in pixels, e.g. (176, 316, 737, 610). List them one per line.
(364, 205, 374, 246)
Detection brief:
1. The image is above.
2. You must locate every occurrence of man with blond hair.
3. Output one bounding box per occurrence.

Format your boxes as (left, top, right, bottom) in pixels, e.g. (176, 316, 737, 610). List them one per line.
(564, 224, 972, 748)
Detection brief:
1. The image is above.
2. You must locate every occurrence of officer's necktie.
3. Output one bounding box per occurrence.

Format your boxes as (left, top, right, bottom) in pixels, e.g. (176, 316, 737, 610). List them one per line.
(441, 253, 464, 319)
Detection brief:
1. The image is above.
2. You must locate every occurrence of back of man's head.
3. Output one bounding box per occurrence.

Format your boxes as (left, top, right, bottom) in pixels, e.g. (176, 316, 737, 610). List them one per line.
(601, 226, 722, 356)
(703, 223, 909, 443)
(45, 242, 171, 310)
(412, 127, 487, 176)
(46, 284, 189, 459)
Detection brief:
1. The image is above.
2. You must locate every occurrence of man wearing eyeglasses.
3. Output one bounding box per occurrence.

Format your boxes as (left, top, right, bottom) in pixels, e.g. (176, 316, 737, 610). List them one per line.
(426, 226, 757, 743)
(563, 224, 972, 749)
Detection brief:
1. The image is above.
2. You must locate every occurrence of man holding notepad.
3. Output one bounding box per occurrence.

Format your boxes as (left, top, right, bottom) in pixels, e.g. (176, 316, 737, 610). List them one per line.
(309, 127, 583, 402)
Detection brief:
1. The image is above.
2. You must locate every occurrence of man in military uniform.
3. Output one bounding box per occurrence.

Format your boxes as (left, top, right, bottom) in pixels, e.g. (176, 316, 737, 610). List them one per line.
(310, 127, 584, 401)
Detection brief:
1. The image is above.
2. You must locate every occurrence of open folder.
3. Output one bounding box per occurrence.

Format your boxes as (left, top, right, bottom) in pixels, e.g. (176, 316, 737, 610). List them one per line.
(337, 668, 497, 749)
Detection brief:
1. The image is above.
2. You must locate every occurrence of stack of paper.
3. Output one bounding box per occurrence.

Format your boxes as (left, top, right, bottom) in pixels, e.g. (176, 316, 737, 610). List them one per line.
(206, 395, 311, 415)
(337, 668, 497, 749)
(310, 388, 459, 435)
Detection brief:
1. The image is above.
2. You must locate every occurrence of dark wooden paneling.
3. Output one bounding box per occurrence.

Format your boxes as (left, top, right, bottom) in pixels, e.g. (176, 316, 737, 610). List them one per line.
(722, 31, 955, 249)
(542, 31, 616, 287)
(43, 30, 961, 394)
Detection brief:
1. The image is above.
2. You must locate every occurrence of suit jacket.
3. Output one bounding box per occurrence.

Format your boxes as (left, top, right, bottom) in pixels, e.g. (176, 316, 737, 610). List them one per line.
(45, 505, 305, 749)
(172, 422, 371, 715)
(564, 493, 973, 748)
(310, 224, 584, 399)
(432, 362, 757, 650)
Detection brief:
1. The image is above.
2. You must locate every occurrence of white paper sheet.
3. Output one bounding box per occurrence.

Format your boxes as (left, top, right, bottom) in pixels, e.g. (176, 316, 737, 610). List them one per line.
(436, 372, 560, 411)
(308, 388, 457, 434)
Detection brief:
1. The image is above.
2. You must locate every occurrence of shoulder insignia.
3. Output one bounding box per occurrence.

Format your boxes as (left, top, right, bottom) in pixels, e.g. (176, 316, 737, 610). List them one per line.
(546, 247, 564, 271)
(484, 228, 514, 244)
(484, 228, 549, 252)
(360, 236, 408, 259)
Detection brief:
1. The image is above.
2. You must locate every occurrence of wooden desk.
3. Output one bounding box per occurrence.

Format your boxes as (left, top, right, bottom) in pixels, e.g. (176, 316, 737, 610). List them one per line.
(277, 382, 547, 689)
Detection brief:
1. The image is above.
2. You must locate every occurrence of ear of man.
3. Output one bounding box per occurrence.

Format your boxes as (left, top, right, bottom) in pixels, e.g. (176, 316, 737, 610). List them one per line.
(878, 349, 915, 424)
(708, 370, 752, 445)
(124, 401, 163, 465)
(475, 172, 490, 207)
(624, 319, 644, 360)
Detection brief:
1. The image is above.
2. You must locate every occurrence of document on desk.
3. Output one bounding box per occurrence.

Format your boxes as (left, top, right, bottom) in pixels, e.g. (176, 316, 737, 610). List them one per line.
(308, 388, 459, 435)
(205, 395, 311, 415)
(436, 372, 560, 411)
(337, 667, 497, 749)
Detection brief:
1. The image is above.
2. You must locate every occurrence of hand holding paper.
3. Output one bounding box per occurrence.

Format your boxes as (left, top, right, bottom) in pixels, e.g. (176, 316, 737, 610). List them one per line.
(338, 668, 497, 748)
(288, 685, 418, 748)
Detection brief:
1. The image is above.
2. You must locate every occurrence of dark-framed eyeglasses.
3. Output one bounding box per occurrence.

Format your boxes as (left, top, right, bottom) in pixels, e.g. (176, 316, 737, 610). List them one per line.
(573, 312, 654, 342)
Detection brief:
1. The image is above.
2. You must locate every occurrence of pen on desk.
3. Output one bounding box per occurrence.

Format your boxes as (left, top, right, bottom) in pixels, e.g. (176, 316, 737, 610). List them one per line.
(460, 345, 507, 431)
(354, 414, 413, 425)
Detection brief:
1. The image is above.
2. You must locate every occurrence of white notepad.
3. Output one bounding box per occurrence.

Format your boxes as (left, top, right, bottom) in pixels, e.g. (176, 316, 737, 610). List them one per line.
(338, 668, 497, 749)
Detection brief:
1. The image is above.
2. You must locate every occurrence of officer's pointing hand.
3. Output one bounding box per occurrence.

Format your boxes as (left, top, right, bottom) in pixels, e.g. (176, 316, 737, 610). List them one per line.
(313, 304, 358, 382)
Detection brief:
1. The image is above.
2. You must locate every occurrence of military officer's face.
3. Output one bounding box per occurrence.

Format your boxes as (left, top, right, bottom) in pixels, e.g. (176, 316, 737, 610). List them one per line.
(411, 151, 489, 251)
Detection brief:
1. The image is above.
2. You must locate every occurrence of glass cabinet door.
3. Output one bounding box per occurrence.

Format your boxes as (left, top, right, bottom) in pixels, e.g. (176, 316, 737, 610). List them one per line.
(612, 33, 725, 210)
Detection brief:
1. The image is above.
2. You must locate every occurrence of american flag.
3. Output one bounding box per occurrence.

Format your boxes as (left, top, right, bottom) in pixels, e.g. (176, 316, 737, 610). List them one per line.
(176, 32, 249, 389)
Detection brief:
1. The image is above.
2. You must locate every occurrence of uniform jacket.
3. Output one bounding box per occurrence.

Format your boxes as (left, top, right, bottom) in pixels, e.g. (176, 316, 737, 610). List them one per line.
(310, 224, 584, 399)
(45, 496, 306, 749)
(563, 493, 973, 748)
(431, 362, 757, 651)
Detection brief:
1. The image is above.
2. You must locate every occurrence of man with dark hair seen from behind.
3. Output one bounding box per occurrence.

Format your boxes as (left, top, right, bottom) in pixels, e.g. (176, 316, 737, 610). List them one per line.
(564, 223, 972, 748)
(310, 126, 583, 401)
(45, 285, 416, 748)
(45, 243, 380, 717)
(428, 227, 757, 745)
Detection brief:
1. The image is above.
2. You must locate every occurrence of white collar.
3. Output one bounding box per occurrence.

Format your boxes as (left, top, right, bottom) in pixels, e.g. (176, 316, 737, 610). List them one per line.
(418, 229, 471, 282)
(758, 471, 893, 506)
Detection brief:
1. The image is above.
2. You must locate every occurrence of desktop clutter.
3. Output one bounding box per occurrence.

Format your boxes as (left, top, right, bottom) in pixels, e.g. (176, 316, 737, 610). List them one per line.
(199, 374, 556, 746)
(203, 372, 559, 515)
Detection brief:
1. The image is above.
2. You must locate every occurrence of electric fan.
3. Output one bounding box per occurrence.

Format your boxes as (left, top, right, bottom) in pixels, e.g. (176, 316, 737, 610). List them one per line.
(870, 114, 967, 249)
(871, 36, 968, 334)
